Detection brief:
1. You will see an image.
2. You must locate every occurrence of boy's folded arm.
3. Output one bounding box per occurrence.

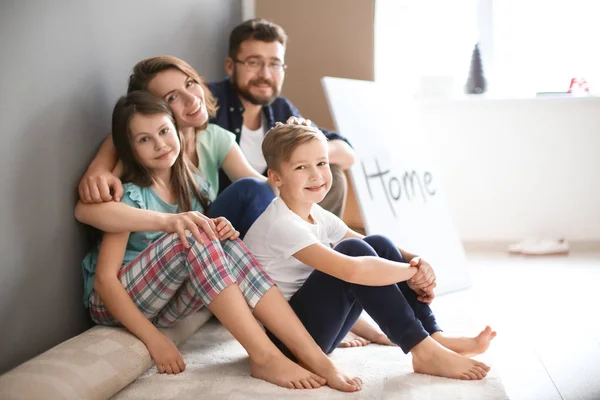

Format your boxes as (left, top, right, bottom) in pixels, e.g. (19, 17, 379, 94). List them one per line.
(75, 200, 169, 233)
(293, 243, 418, 286)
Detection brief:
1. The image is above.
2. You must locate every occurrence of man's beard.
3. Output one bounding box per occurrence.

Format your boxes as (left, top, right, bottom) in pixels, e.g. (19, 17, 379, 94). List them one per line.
(232, 68, 280, 106)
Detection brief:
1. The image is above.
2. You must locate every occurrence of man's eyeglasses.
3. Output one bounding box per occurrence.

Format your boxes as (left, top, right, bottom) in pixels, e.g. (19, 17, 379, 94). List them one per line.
(234, 58, 287, 74)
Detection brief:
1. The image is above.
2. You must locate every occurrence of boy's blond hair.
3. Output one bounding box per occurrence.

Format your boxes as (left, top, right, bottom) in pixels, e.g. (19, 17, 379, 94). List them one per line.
(262, 124, 328, 170)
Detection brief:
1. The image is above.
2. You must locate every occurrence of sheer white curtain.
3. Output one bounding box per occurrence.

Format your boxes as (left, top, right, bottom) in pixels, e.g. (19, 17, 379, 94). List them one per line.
(375, 0, 478, 99)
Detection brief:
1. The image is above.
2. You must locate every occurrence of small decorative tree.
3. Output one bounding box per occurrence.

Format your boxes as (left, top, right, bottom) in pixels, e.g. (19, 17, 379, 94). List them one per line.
(465, 43, 487, 94)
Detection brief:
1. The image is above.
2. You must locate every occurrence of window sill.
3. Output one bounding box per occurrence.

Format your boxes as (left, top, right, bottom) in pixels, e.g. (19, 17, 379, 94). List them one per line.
(417, 93, 600, 106)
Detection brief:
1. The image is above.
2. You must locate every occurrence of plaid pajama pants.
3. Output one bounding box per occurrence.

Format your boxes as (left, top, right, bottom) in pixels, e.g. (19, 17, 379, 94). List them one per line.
(89, 231, 274, 327)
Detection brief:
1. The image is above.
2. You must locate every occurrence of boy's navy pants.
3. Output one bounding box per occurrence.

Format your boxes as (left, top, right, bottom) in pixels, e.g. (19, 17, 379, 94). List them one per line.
(267, 235, 442, 357)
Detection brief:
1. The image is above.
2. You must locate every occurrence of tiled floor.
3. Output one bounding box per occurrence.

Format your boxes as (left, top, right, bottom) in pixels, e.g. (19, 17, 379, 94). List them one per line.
(433, 250, 600, 400)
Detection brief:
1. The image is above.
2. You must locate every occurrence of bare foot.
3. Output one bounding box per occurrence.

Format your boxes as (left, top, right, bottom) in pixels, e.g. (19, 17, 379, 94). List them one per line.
(300, 360, 362, 392)
(339, 322, 395, 348)
(411, 337, 491, 380)
(251, 353, 326, 389)
(432, 326, 497, 357)
(371, 332, 395, 346)
(339, 331, 371, 348)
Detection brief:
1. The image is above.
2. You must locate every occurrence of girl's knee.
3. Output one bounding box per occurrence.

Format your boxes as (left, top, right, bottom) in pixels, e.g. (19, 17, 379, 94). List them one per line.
(185, 230, 219, 250)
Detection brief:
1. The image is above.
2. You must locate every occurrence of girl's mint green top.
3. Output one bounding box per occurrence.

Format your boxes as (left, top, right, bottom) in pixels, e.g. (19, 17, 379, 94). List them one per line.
(195, 123, 236, 201)
(81, 177, 210, 307)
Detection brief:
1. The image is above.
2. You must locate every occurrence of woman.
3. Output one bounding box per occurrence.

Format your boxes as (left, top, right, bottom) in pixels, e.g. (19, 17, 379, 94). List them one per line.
(76, 56, 275, 239)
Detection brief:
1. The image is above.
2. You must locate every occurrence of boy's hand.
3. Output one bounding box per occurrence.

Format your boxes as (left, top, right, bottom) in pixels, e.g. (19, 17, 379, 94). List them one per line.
(212, 217, 240, 241)
(78, 168, 124, 203)
(164, 212, 218, 247)
(407, 280, 436, 304)
(146, 332, 186, 374)
(409, 257, 436, 289)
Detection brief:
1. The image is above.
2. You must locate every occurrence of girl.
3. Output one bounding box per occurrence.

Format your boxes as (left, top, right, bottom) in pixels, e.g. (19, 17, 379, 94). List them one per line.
(82, 91, 361, 391)
(76, 56, 275, 240)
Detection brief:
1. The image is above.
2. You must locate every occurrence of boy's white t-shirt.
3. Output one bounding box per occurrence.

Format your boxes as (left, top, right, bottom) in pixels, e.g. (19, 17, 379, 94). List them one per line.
(239, 115, 268, 173)
(244, 197, 348, 300)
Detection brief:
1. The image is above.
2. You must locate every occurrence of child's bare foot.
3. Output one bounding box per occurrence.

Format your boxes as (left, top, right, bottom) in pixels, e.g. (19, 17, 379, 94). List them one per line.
(411, 337, 491, 380)
(251, 353, 326, 389)
(300, 360, 362, 392)
(322, 369, 363, 392)
(432, 326, 497, 357)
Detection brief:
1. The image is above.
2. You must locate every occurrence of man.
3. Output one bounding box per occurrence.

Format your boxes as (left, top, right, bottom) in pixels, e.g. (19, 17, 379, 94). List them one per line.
(209, 18, 355, 217)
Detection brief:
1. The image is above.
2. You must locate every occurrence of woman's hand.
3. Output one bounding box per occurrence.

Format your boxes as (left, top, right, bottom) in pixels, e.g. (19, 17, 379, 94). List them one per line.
(163, 212, 219, 247)
(212, 217, 240, 241)
(78, 168, 124, 203)
(145, 332, 186, 374)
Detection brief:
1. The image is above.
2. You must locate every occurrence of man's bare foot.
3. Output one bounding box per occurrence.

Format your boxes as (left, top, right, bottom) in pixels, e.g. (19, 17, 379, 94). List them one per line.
(411, 337, 491, 380)
(339, 331, 395, 348)
(339, 331, 371, 348)
(431, 326, 497, 357)
(251, 353, 326, 389)
(370, 332, 395, 346)
(300, 360, 362, 392)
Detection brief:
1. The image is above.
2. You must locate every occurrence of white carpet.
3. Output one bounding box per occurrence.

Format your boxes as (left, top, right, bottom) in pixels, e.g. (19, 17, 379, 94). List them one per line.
(113, 318, 508, 400)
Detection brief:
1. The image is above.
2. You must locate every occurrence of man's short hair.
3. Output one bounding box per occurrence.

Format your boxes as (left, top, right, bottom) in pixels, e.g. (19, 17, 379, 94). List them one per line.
(262, 124, 328, 170)
(229, 18, 288, 58)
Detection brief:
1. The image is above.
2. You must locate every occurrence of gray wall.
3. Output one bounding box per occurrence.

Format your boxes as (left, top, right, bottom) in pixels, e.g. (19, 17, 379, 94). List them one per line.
(0, 0, 241, 374)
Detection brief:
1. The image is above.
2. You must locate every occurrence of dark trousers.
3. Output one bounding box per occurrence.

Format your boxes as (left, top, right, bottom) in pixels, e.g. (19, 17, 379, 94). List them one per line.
(267, 235, 442, 357)
(207, 178, 274, 239)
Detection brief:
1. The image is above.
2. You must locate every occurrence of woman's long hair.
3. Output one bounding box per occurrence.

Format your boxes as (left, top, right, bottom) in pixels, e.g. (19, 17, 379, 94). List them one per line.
(111, 91, 210, 213)
(127, 55, 218, 131)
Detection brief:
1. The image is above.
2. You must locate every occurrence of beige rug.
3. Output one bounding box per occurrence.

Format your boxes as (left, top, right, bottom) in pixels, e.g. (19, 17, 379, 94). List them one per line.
(113, 318, 508, 400)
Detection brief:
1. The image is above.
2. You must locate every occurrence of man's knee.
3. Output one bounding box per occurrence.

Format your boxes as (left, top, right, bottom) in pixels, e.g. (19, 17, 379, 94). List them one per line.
(233, 177, 274, 204)
(233, 177, 270, 194)
(319, 164, 348, 217)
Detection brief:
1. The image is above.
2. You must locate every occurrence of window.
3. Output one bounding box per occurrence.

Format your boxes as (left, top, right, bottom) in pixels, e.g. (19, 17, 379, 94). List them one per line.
(492, 0, 599, 96)
(376, 0, 479, 99)
(375, 0, 599, 98)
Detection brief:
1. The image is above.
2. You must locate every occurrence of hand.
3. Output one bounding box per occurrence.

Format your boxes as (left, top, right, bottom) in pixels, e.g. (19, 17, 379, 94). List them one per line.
(78, 168, 124, 203)
(146, 333, 186, 375)
(163, 211, 218, 247)
(276, 116, 312, 127)
(407, 280, 436, 304)
(212, 217, 240, 241)
(409, 257, 436, 290)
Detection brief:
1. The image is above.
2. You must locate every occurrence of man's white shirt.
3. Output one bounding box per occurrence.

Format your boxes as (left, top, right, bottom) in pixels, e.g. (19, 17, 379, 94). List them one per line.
(239, 114, 268, 173)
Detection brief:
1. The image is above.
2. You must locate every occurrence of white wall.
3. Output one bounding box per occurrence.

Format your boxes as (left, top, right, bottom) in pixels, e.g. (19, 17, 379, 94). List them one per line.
(418, 96, 600, 242)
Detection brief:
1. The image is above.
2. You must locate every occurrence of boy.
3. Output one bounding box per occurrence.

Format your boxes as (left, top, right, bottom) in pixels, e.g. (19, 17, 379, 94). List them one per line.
(244, 123, 496, 381)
